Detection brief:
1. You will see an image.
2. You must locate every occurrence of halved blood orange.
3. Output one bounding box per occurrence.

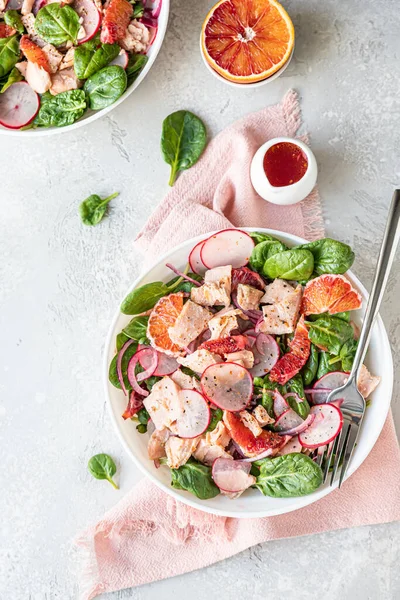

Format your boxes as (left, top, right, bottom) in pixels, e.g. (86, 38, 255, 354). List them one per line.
(147, 293, 184, 357)
(301, 274, 362, 316)
(201, 0, 295, 84)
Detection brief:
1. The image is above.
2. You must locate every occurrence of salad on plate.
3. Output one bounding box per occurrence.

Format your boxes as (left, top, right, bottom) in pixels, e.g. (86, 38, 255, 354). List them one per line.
(109, 229, 380, 500)
(0, 0, 161, 129)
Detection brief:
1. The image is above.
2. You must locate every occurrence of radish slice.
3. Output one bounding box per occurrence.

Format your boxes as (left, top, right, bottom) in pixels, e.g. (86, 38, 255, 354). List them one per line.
(250, 334, 279, 377)
(275, 410, 315, 436)
(152, 0, 162, 18)
(311, 371, 348, 404)
(212, 458, 253, 492)
(279, 435, 302, 455)
(189, 240, 207, 275)
(137, 348, 158, 381)
(273, 390, 289, 418)
(127, 351, 150, 397)
(138, 345, 179, 376)
(200, 229, 255, 269)
(0, 83, 39, 130)
(176, 389, 210, 438)
(299, 404, 343, 449)
(74, 0, 101, 44)
(201, 362, 253, 411)
(109, 49, 129, 69)
(32, 0, 47, 14)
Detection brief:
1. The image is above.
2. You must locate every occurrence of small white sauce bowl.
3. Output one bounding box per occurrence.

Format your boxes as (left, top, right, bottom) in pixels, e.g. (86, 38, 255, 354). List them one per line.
(250, 137, 318, 205)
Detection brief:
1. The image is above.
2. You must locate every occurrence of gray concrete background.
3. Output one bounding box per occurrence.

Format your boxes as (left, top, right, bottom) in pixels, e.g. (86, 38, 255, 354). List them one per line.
(1, 0, 399, 598)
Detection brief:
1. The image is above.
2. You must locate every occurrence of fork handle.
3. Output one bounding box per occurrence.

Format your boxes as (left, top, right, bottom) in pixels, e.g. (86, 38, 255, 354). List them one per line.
(349, 190, 400, 381)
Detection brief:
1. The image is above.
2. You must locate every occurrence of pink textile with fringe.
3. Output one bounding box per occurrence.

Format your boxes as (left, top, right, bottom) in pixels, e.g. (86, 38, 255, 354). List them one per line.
(75, 90, 400, 600)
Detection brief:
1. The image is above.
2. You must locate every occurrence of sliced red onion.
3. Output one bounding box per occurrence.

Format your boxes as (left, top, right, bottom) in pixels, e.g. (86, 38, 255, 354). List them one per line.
(141, 13, 158, 28)
(284, 392, 305, 405)
(246, 335, 256, 348)
(127, 352, 150, 397)
(228, 440, 245, 459)
(116, 339, 135, 396)
(304, 387, 332, 394)
(165, 263, 202, 286)
(254, 315, 265, 333)
(137, 348, 158, 381)
(152, 0, 162, 18)
(242, 448, 273, 462)
(154, 459, 160, 468)
(273, 390, 289, 418)
(276, 411, 315, 436)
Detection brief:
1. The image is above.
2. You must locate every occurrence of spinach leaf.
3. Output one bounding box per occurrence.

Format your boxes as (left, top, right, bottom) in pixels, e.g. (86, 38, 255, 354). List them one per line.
(35, 3, 80, 45)
(145, 375, 161, 392)
(132, 0, 144, 18)
(254, 374, 287, 396)
(4, 10, 25, 34)
(249, 232, 278, 244)
(88, 453, 118, 489)
(249, 239, 287, 272)
(109, 341, 138, 390)
(263, 249, 314, 281)
(161, 110, 207, 186)
(170, 459, 220, 499)
(285, 374, 310, 419)
(256, 453, 322, 498)
(167, 272, 202, 293)
(317, 351, 341, 379)
(298, 238, 355, 275)
(84, 65, 127, 109)
(123, 316, 149, 340)
(334, 311, 350, 322)
(137, 407, 150, 424)
(338, 338, 358, 372)
(0, 35, 19, 77)
(116, 331, 130, 352)
(34, 89, 87, 127)
(260, 389, 274, 418)
(207, 408, 223, 432)
(126, 53, 148, 86)
(121, 282, 170, 315)
(307, 315, 354, 355)
(302, 343, 319, 386)
(74, 41, 120, 79)
(0, 67, 22, 93)
(79, 191, 118, 226)
(181, 366, 200, 381)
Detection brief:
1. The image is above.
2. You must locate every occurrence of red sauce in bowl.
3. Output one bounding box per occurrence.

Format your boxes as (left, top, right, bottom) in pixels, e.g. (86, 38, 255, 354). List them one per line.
(263, 142, 308, 187)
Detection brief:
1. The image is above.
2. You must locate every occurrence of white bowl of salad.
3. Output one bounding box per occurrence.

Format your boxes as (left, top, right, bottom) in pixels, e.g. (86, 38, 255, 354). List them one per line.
(0, 0, 169, 135)
(104, 228, 393, 518)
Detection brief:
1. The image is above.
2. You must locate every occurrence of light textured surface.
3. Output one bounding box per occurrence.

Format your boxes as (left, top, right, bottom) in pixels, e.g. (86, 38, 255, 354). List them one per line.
(1, 0, 400, 598)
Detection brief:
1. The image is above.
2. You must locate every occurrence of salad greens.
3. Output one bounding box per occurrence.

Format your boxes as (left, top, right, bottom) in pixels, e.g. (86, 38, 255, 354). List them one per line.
(109, 341, 138, 390)
(88, 453, 119, 489)
(0, 67, 22, 93)
(123, 316, 150, 342)
(302, 343, 319, 386)
(79, 191, 119, 226)
(255, 453, 323, 498)
(35, 4, 80, 46)
(0, 35, 19, 77)
(126, 53, 148, 86)
(4, 10, 24, 34)
(74, 42, 120, 80)
(170, 459, 220, 500)
(161, 110, 207, 186)
(84, 66, 127, 110)
(263, 249, 314, 281)
(306, 315, 354, 355)
(121, 282, 171, 315)
(207, 408, 223, 432)
(298, 238, 355, 276)
(34, 90, 87, 128)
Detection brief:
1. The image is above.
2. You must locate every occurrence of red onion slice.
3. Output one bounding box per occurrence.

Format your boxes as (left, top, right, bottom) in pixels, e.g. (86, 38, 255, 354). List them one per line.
(152, 0, 162, 18)
(242, 448, 274, 462)
(137, 348, 158, 381)
(165, 263, 202, 286)
(275, 410, 316, 436)
(127, 352, 150, 397)
(116, 339, 135, 396)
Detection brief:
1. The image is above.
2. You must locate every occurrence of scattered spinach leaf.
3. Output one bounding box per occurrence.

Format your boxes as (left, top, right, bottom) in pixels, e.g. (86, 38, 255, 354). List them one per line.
(263, 249, 314, 281)
(4, 10, 25, 34)
(121, 281, 170, 315)
(170, 459, 219, 499)
(35, 3, 80, 45)
(161, 110, 207, 186)
(298, 238, 355, 275)
(285, 374, 310, 417)
(79, 191, 119, 226)
(84, 65, 127, 110)
(123, 315, 149, 341)
(109, 341, 138, 390)
(207, 408, 223, 432)
(255, 453, 322, 498)
(0, 66, 22, 93)
(307, 315, 354, 355)
(88, 453, 118, 489)
(74, 41, 120, 79)
(34, 89, 87, 127)
(0, 35, 19, 77)
(126, 53, 148, 86)
(302, 343, 319, 386)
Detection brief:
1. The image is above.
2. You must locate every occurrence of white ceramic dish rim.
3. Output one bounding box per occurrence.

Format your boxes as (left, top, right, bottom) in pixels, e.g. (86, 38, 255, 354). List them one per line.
(103, 228, 393, 518)
(0, 0, 170, 137)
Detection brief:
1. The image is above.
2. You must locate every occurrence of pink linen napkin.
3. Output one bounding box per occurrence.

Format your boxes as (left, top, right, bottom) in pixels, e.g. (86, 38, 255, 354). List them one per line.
(76, 90, 400, 599)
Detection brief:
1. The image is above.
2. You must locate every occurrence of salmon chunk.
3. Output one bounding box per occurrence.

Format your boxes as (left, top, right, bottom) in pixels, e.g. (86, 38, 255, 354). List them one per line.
(205, 421, 231, 448)
(177, 348, 222, 375)
(170, 369, 202, 392)
(193, 439, 232, 466)
(357, 364, 380, 399)
(191, 265, 232, 307)
(143, 376, 183, 431)
(147, 427, 170, 460)
(168, 300, 212, 348)
(165, 436, 200, 469)
(260, 280, 302, 335)
(50, 67, 81, 95)
(239, 410, 263, 437)
(237, 284, 264, 310)
(208, 308, 246, 339)
(253, 404, 275, 426)
(224, 349, 254, 369)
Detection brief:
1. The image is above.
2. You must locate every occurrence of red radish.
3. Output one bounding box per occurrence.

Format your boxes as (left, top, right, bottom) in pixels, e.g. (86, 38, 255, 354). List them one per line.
(151, 0, 162, 18)
(0, 83, 39, 130)
(127, 350, 151, 397)
(148, 25, 158, 46)
(74, 0, 101, 44)
(201, 362, 253, 411)
(298, 404, 343, 449)
(116, 339, 135, 396)
(279, 435, 302, 455)
(274, 409, 315, 436)
(200, 229, 255, 269)
(138, 345, 179, 376)
(212, 458, 254, 492)
(136, 347, 158, 381)
(189, 240, 207, 275)
(311, 371, 348, 404)
(109, 49, 129, 69)
(32, 0, 47, 15)
(175, 389, 210, 438)
(250, 334, 279, 377)
(273, 390, 289, 418)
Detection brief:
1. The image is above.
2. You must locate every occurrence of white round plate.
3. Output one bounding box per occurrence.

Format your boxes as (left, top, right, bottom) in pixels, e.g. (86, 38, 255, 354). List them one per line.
(0, 0, 169, 137)
(104, 228, 393, 518)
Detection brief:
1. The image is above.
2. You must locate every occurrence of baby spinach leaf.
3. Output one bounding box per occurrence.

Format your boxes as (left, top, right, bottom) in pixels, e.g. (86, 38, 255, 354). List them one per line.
(334, 311, 350, 322)
(298, 238, 355, 275)
(249, 239, 287, 272)
(317, 351, 340, 379)
(137, 407, 150, 425)
(263, 249, 314, 281)
(207, 408, 223, 432)
(123, 316, 149, 340)
(35, 3, 80, 45)
(339, 338, 358, 372)
(34, 89, 87, 127)
(302, 343, 319, 386)
(0, 35, 19, 77)
(249, 232, 280, 244)
(121, 282, 170, 315)
(88, 453, 118, 489)
(79, 191, 119, 226)
(116, 331, 130, 352)
(132, 0, 144, 18)
(84, 65, 127, 110)
(255, 453, 322, 498)
(285, 374, 310, 419)
(307, 315, 354, 355)
(170, 459, 220, 499)
(161, 110, 207, 186)
(166, 272, 202, 293)
(74, 42, 120, 79)
(126, 53, 148, 86)
(0, 66, 22, 93)
(109, 342, 138, 390)
(260, 389, 274, 418)
(145, 375, 161, 392)
(4, 10, 25, 34)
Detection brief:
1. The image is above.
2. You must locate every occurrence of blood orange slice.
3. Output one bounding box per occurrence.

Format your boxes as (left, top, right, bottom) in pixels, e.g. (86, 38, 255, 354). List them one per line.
(269, 316, 310, 384)
(201, 0, 295, 84)
(301, 274, 362, 316)
(147, 293, 185, 357)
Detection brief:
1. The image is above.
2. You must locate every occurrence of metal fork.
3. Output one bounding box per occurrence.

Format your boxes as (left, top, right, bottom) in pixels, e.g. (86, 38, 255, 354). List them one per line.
(324, 190, 400, 488)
